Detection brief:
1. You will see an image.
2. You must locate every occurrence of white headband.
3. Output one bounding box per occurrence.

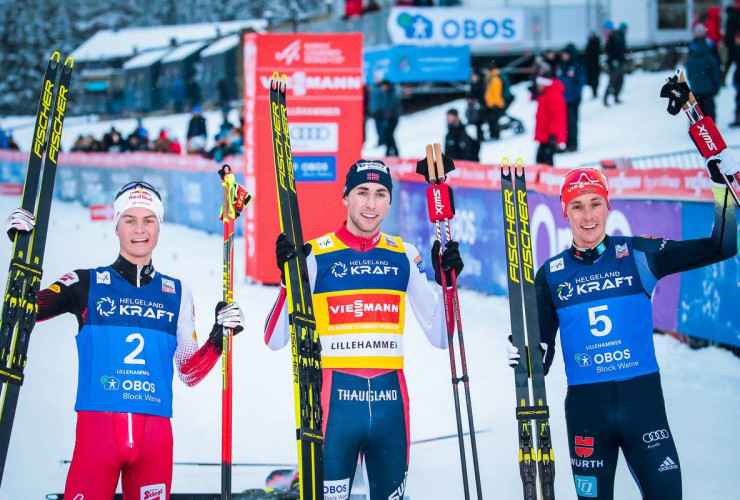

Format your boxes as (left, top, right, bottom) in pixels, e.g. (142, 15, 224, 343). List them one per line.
(113, 188, 164, 226)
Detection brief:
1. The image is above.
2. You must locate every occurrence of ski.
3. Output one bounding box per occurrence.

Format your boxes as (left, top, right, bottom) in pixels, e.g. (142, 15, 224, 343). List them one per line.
(501, 159, 555, 500)
(416, 144, 482, 499)
(268, 72, 323, 500)
(0, 51, 73, 485)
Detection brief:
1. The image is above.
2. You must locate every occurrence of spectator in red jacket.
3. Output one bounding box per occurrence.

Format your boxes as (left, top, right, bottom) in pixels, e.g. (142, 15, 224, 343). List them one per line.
(706, 6, 723, 46)
(534, 75, 567, 166)
(345, 0, 363, 17)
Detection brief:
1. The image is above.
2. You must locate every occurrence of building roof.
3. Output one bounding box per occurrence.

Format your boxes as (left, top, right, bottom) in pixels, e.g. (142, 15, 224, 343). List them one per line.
(70, 20, 265, 63)
(201, 35, 240, 58)
(123, 48, 171, 70)
(161, 41, 206, 64)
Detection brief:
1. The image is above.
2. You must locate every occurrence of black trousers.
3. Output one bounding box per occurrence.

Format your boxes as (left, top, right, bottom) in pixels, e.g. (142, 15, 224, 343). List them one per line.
(694, 93, 716, 121)
(567, 100, 581, 149)
(384, 117, 398, 157)
(536, 142, 555, 166)
(565, 373, 682, 500)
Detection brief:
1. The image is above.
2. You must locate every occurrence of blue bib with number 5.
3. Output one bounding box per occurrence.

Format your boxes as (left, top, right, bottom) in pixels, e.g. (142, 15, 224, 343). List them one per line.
(75, 266, 180, 417)
(544, 237, 659, 386)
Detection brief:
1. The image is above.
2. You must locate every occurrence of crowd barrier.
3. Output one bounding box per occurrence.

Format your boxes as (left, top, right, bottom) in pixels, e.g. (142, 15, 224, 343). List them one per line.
(0, 150, 736, 347)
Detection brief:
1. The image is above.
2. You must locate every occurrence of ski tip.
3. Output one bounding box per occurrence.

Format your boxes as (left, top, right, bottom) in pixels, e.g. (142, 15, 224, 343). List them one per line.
(50, 51, 61, 63)
(279, 74, 287, 93)
(514, 158, 525, 176)
(501, 157, 512, 174)
(270, 71, 280, 90)
(63, 56, 74, 70)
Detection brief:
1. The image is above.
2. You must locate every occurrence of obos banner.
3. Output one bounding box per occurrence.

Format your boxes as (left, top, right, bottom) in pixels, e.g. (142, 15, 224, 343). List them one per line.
(243, 32, 364, 284)
(387, 7, 524, 46)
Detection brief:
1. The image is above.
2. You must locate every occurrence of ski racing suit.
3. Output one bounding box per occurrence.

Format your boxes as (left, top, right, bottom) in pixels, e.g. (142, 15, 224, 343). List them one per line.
(264, 222, 447, 500)
(36, 256, 222, 500)
(537, 184, 737, 499)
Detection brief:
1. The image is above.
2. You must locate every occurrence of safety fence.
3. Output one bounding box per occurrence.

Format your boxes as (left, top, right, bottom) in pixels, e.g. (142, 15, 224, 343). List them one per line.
(0, 150, 736, 348)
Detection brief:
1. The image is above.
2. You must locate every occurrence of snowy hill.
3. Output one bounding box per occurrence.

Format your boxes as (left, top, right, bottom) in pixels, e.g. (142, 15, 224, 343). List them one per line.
(6, 70, 740, 168)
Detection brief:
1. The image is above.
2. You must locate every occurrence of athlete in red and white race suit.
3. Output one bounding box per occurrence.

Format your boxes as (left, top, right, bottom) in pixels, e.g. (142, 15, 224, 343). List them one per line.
(264, 160, 463, 500)
(6, 182, 246, 500)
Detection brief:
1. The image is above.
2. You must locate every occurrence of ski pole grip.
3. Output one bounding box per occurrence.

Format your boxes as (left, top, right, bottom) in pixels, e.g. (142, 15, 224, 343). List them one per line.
(426, 184, 455, 222)
(689, 117, 727, 158)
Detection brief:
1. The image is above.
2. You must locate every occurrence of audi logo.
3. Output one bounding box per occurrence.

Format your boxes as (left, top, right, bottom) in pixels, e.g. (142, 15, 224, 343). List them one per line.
(292, 126, 331, 141)
(643, 429, 670, 443)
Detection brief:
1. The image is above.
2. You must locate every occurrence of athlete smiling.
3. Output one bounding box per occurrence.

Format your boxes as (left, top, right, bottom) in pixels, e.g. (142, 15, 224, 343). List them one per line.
(508, 159, 737, 499)
(6, 181, 246, 500)
(265, 160, 463, 500)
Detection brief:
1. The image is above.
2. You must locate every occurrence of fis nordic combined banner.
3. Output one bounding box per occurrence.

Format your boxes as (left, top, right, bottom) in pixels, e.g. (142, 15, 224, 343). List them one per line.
(387, 7, 525, 46)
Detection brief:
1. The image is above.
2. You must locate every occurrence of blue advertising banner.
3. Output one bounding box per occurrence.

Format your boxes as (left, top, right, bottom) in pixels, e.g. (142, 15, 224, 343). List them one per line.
(293, 155, 337, 182)
(677, 201, 740, 346)
(364, 45, 471, 84)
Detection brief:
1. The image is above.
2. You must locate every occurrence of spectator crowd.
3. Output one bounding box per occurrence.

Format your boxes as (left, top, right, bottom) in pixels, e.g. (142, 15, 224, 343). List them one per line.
(69, 108, 244, 162)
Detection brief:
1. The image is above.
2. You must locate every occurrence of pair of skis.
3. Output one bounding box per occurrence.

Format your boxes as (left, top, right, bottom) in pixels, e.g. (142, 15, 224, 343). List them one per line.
(416, 144, 482, 500)
(268, 73, 324, 500)
(501, 161, 555, 500)
(0, 51, 73, 486)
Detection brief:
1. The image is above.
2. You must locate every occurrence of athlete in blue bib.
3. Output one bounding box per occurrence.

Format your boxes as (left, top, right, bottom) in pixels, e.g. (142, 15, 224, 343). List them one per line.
(507, 156, 737, 499)
(6, 181, 247, 500)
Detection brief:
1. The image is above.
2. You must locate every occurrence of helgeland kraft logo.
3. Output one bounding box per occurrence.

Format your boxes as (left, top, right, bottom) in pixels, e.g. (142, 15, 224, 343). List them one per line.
(331, 262, 347, 278)
(97, 297, 116, 316)
(557, 282, 573, 301)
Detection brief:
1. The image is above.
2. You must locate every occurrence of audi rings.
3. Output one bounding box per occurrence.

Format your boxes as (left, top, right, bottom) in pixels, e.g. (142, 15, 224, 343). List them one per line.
(643, 429, 670, 443)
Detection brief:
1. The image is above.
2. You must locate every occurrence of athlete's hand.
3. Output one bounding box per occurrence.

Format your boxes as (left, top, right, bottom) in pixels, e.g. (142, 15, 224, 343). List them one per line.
(275, 233, 312, 283)
(431, 240, 464, 286)
(706, 148, 739, 183)
(506, 335, 549, 372)
(5, 208, 35, 242)
(210, 301, 245, 349)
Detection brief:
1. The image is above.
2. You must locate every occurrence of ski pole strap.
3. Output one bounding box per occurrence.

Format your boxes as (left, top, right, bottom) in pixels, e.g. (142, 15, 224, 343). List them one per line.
(689, 116, 727, 158)
(515, 405, 550, 420)
(218, 165, 252, 221)
(426, 183, 455, 222)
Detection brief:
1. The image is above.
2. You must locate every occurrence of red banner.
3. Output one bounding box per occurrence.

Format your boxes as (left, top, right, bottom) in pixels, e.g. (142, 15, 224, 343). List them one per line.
(243, 32, 364, 284)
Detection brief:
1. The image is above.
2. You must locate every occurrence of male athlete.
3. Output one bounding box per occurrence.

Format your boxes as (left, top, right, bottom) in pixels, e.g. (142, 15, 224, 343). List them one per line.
(508, 155, 738, 499)
(6, 181, 246, 500)
(264, 160, 463, 499)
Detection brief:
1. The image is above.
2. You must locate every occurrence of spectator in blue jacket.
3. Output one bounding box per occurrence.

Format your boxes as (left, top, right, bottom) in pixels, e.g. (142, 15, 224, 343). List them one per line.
(557, 44, 586, 152)
(687, 23, 721, 121)
(369, 80, 401, 156)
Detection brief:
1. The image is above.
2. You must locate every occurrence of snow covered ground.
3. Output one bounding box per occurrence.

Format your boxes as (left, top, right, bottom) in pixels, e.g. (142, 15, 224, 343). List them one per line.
(0, 198, 738, 500)
(0, 68, 739, 499)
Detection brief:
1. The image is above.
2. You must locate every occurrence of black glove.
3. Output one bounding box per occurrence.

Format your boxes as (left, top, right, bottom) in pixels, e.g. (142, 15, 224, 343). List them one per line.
(209, 300, 244, 349)
(275, 233, 312, 282)
(431, 240, 464, 286)
(659, 75, 690, 116)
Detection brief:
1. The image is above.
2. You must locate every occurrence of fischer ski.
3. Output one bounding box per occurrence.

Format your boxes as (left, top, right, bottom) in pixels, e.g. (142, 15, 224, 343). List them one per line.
(0, 51, 73, 485)
(501, 159, 555, 500)
(218, 164, 252, 500)
(268, 73, 323, 500)
(415, 144, 482, 500)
